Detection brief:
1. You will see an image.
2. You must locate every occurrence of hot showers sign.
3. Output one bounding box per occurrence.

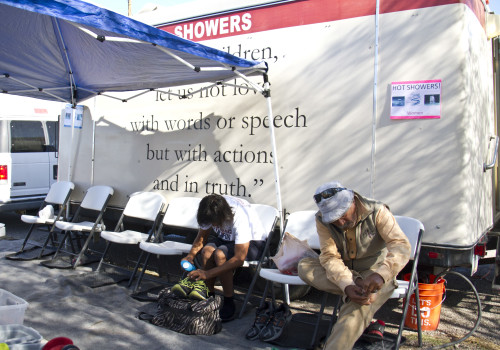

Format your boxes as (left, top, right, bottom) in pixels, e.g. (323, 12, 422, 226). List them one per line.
(390, 80, 442, 119)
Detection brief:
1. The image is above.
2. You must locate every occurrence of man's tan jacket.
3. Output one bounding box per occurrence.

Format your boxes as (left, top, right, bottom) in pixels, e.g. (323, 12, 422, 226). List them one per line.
(316, 193, 411, 293)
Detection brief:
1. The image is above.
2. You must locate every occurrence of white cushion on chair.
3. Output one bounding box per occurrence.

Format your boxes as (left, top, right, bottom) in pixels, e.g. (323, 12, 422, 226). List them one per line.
(38, 205, 54, 219)
(56, 221, 103, 232)
(259, 268, 308, 285)
(21, 215, 56, 225)
(139, 241, 191, 255)
(101, 230, 149, 244)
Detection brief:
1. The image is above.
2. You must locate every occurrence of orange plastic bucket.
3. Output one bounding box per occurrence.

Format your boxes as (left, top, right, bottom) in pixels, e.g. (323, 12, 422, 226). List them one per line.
(403, 274, 446, 331)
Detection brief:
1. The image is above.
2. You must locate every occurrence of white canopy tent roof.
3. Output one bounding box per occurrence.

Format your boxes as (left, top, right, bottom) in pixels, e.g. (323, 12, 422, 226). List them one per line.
(0, 0, 283, 225)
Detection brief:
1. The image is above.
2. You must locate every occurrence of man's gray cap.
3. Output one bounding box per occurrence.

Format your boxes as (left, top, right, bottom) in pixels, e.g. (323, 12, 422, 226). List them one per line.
(314, 181, 354, 223)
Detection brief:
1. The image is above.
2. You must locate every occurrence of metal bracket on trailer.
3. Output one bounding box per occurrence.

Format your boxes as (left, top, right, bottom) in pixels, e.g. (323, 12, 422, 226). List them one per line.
(494, 233, 500, 291)
(487, 230, 500, 291)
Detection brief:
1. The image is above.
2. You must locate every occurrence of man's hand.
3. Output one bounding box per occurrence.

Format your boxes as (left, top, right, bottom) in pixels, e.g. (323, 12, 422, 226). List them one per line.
(188, 269, 209, 281)
(344, 285, 371, 305)
(358, 273, 385, 294)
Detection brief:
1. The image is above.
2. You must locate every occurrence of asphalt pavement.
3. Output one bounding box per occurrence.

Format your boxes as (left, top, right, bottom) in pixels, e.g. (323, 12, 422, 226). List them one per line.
(1, 210, 499, 350)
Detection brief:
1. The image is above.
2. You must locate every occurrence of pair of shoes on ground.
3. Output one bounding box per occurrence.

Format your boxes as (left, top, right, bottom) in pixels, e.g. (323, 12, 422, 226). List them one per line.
(245, 301, 293, 342)
(362, 319, 385, 343)
(171, 278, 236, 322)
(171, 277, 211, 300)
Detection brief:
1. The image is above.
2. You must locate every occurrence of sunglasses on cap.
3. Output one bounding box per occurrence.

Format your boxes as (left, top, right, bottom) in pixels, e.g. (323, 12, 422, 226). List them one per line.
(313, 187, 347, 203)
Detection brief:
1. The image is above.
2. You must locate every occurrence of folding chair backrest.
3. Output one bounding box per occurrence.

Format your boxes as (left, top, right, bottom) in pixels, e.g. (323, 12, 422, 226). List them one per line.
(123, 192, 166, 221)
(394, 216, 424, 260)
(250, 204, 279, 233)
(80, 185, 114, 211)
(44, 181, 75, 205)
(162, 197, 201, 229)
(284, 210, 319, 249)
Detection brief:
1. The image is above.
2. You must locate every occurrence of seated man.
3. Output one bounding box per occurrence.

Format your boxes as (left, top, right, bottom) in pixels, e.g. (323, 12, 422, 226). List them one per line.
(298, 181, 411, 350)
(174, 194, 267, 321)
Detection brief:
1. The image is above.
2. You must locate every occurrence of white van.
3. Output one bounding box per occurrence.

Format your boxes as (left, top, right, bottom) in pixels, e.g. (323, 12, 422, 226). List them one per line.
(0, 95, 63, 212)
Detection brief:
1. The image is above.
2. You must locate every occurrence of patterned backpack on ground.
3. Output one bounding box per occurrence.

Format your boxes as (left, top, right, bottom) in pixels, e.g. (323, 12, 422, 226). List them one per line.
(151, 287, 223, 335)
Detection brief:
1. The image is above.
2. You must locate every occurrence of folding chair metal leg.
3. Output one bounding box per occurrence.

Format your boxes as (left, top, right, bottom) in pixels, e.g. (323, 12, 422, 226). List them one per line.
(319, 295, 341, 350)
(128, 250, 146, 288)
(52, 230, 71, 260)
(237, 223, 277, 318)
(20, 224, 36, 251)
(283, 284, 290, 304)
(96, 241, 112, 272)
(415, 283, 423, 347)
(133, 252, 152, 293)
(327, 296, 341, 333)
(270, 281, 277, 305)
(255, 279, 273, 309)
(258, 281, 270, 309)
(396, 279, 422, 349)
(238, 264, 263, 318)
(309, 292, 328, 349)
(38, 225, 59, 258)
(38, 233, 52, 258)
(72, 231, 95, 268)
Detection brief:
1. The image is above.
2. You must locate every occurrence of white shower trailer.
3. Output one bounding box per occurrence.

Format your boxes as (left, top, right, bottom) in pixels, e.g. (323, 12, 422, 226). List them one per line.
(60, 0, 500, 275)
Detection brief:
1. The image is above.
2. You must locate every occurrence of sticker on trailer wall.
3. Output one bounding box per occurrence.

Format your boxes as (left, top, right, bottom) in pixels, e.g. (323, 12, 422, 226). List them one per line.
(74, 105, 83, 129)
(63, 104, 83, 128)
(390, 80, 441, 119)
(63, 105, 72, 127)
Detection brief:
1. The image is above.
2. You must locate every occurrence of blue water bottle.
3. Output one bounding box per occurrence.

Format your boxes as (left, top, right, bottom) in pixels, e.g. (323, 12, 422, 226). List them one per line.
(181, 260, 196, 271)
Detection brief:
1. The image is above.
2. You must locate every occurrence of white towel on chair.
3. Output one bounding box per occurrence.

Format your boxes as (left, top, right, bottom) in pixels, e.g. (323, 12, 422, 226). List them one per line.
(38, 205, 54, 219)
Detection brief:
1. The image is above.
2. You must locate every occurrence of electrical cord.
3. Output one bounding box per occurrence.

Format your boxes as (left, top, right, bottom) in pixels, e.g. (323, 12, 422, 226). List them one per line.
(425, 269, 482, 350)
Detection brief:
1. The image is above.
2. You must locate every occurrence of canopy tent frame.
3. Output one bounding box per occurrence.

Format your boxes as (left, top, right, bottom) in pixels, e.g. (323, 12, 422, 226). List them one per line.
(0, 0, 284, 230)
(98, 70, 266, 103)
(2, 15, 268, 107)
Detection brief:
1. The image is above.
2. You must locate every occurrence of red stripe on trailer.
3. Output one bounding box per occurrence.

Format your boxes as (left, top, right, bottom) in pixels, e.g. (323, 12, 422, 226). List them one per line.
(158, 0, 485, 42)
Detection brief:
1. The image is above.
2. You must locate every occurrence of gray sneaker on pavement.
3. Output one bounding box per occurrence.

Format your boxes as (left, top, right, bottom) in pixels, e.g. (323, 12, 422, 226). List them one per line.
(259, 302, 293, 342)
(245, 301, 275, 340)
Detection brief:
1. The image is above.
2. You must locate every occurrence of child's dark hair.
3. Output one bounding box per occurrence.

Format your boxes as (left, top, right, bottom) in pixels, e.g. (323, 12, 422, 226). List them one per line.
(197, 194, 234, 228)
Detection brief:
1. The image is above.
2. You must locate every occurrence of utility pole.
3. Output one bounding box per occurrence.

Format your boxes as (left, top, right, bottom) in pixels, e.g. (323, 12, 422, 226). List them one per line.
(128, 0, 131, 16)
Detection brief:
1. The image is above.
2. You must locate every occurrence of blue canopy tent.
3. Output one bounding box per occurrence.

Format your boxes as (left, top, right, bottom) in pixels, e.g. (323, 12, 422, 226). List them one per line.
(0, 0, 283, 225)
(0, 0, 268, 104)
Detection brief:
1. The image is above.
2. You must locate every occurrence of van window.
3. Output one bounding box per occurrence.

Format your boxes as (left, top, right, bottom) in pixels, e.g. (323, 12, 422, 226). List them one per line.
(46, 121, 58, 152)
(10, 120, 45, 153)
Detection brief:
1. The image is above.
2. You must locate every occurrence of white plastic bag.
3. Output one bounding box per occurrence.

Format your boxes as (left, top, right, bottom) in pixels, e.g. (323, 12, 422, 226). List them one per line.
(271, 232, 319, 275)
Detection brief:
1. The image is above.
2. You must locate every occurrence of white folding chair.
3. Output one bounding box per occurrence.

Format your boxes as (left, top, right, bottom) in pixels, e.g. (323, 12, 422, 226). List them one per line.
(96, 191, 167, 286)
(49, 185, 114, 268)
(18, 181, 75, 256)
(350, 215, 424, 348)
(258, 210, 339, 349)
(133, 196, 202, 291)
(238, 203, 280, 318)
(390, 215, 425, 349)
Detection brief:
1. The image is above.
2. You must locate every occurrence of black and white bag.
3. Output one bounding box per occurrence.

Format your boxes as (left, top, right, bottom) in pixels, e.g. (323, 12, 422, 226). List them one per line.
(149, 287, 223, 335)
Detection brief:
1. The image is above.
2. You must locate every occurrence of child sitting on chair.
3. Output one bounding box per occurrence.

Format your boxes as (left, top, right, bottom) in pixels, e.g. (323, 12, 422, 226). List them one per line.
(172, 194, 267, 322)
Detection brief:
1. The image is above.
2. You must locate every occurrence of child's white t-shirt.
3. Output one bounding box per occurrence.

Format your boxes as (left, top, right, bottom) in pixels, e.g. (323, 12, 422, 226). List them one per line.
(212, 196, 267, 244)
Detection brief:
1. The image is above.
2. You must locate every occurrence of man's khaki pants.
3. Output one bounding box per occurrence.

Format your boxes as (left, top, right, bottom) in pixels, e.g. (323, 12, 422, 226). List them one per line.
(298, 257, 397, 350)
